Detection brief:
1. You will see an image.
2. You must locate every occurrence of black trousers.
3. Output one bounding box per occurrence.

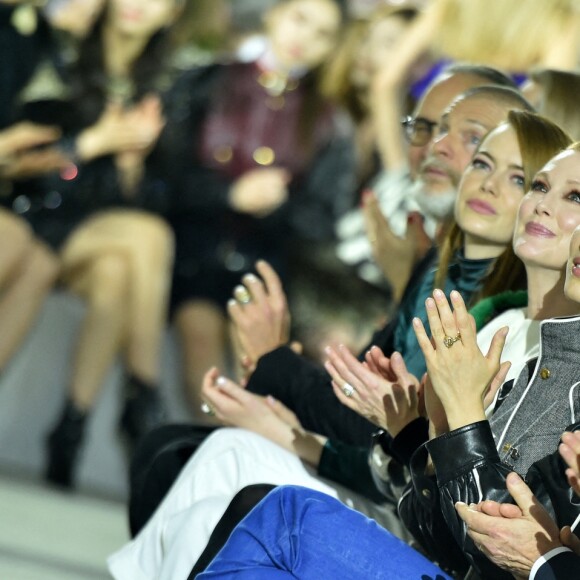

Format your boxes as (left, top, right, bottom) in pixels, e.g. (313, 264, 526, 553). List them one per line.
(128, 423, 217, 537)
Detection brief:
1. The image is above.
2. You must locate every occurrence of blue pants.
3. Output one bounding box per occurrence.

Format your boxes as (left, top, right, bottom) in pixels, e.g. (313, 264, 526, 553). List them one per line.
(198, 486, 452, 579)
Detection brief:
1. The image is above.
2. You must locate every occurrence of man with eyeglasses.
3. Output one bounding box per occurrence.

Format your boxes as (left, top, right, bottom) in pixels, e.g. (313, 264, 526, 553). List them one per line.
(337, 64, 518, 301)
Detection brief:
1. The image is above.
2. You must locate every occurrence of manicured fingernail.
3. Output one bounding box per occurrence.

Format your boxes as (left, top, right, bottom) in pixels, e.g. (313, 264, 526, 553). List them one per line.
(507, 472, 522, 485)
(450, 290, 460, 300)
(216, 376, 227, 386)
(433, 289, 444, 299)
(244, 273, 258, 282)
(227, 299, 236, 307)
(426, 298, 436, 309)
(412, 317, 421, 327)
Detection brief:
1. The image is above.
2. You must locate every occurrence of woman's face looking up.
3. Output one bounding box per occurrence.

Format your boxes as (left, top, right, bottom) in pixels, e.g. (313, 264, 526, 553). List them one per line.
(455, 123, 525, 253)
(513, 149, 580, 271)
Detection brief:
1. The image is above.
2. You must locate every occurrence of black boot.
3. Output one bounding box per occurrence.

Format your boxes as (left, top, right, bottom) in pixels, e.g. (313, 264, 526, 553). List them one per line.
(119, 374, 166, 454)
(46, 400, 87, 489)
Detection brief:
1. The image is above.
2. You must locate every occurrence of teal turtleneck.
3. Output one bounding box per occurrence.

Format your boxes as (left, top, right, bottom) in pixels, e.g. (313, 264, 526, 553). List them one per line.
(393, 250, 494, 378)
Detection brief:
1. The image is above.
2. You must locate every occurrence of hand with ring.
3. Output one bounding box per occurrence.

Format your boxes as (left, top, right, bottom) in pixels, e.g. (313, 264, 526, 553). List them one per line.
(413, 289, 510, 432)
(200, 366, 327, 465)
(325, 344, 423, 436)
(228, 261, 291, 374)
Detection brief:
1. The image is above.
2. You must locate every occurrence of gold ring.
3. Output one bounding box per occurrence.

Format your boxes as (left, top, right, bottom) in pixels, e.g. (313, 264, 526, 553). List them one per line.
(443, 332, 461, 348)
(234, 285, 252, 305)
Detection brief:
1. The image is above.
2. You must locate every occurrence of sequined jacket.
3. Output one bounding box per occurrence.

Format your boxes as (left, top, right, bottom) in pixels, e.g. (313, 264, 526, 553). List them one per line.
(156, 62, 357, 278)
(399, 315, 580, 579)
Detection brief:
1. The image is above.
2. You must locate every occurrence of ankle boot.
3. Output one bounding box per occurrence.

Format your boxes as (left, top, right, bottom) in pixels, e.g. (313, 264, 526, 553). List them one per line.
(119, 374, 166, 453)
(46, 400, 87, 489)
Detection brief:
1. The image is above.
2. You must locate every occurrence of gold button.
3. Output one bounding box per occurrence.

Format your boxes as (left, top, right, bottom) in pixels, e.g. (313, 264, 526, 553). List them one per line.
(253, 146, 275, 166)
(540, 367, 551, 380)
(421, 488, 431, 499)
(213, 146, 233, 164)
(502, 443, 512, 453)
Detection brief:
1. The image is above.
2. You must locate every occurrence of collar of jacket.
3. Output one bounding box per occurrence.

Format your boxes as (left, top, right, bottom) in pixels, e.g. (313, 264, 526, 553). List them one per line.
(490, 314, 580, 474)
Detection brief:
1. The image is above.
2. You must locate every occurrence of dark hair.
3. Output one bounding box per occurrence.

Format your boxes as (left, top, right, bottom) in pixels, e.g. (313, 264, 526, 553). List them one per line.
(434, 110, 572, 298)
(70, 12, 174, 125)
(443, 63, 517, 89)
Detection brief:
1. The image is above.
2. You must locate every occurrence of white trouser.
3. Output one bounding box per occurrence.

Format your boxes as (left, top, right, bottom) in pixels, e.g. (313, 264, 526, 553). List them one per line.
(108, 428, 408, 580)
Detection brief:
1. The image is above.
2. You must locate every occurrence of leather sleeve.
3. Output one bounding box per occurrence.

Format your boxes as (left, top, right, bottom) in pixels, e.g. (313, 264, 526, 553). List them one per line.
(419, 420, 580, 578)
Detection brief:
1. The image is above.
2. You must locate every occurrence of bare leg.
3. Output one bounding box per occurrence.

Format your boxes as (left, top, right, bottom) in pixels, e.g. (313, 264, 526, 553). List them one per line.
(0, 241, 59, 369)
(60, 211, 173, 387)
(122, 216, 173, 385)
(65, 253, 130, 410)
(175, 299, 228, 422)
(0, 208, 33, 284)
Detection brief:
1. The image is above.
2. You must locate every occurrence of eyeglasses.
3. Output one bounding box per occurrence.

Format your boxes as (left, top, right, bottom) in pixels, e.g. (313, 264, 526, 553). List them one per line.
(401, 116, 438, 146)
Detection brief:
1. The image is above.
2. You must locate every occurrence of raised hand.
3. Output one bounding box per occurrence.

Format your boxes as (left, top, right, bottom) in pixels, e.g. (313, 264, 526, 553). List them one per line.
(0, 122, 69, 180)
(413, 289, 509, 431)
(228, 260, 291, 372)
(325, 344, 421, 435)
(362, 190, 431, 302)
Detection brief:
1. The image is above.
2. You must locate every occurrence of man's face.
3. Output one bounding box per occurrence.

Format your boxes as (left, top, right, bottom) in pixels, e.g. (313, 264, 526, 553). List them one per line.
(420, 95, 515, 195)
(407, 74, 493, 179)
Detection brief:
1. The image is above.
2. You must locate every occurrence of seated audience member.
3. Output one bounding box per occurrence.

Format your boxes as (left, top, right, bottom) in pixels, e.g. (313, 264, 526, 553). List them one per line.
(158, 0, 353, 421)
(335, 63, 517, 301)
(0, 0, 103, 380)
(195, 214, 580, 579)
(19, 0, 187, 489)
(226, 84, 533, 447)
(285, 4, 420, 360)
(456, 445, 580, 579)
(106, 109, 563, 580)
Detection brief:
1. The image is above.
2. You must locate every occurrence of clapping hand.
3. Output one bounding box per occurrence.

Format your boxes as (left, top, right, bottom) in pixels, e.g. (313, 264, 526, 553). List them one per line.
(228, 260, 291, 376)
(413, 289, 510, 431)
(325, 344, 422, 436)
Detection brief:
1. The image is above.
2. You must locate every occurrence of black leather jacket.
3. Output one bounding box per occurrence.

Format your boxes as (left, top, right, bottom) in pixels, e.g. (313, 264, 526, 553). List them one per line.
(399, 420, 580, 579)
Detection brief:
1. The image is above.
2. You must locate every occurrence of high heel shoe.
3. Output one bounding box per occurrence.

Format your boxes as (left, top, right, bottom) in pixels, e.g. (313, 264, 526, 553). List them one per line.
(45, 400, 87, 489)
(119, 374, 166, 454)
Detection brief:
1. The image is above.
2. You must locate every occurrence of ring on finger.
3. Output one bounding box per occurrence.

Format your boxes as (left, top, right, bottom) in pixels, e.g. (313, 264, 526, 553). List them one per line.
(234, 285, 252, 305)
(342, 383, 355, 398)
(443, 332, 461, 348)
(200, 401, 215, 416)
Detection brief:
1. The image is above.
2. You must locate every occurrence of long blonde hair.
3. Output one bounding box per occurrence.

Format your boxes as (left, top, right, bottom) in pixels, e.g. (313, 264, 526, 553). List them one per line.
(434, 111, 573, 299)
(434, 0, 579, 70)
